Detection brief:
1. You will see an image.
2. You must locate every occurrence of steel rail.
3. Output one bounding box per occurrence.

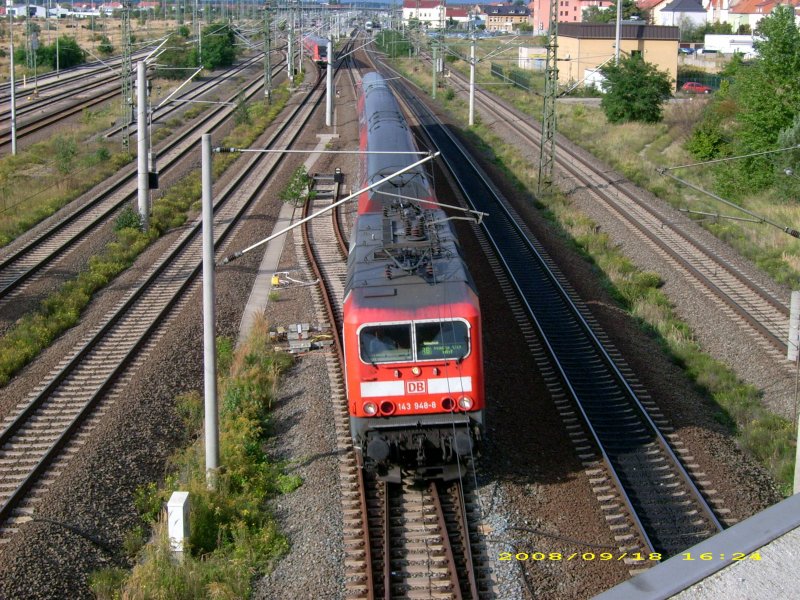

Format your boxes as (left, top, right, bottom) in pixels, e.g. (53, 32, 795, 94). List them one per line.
(0, 87, 120, 150)
(0, 66, 328, 532)
(0, 48, 151, 105)
(0, 60, 287, 305)
(430, 481, 464, 600)
(451, 481, 480, 599)
(300, 40, 377, 598)
(384, 69, 723, 556)
(441, 63, 790, 354)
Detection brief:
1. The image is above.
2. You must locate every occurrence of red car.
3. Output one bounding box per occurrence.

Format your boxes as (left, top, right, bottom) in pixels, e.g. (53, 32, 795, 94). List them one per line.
(682, 81, 713, 94)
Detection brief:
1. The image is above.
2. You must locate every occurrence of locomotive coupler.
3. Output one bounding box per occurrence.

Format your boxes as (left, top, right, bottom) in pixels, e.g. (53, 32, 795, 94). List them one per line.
(415, 436, 426, 464)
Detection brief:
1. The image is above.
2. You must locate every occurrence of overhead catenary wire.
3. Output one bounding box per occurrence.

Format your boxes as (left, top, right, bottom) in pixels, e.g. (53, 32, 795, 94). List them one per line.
(658, 143, 800, 238)
(217, 151, 441, 266)
(658, 168, 800, 238)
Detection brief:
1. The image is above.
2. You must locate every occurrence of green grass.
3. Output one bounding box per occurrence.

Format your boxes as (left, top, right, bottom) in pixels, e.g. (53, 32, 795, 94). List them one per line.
(389, 55, 795, 495)
(0, 106, 131, 248)
(0, 81, 296, 388)
(91, 319, 297, 600)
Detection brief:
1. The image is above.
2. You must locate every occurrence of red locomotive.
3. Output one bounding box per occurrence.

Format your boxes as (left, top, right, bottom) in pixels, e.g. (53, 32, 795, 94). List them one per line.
(302, 35, 329, 66)
(343, 72, 484, 481)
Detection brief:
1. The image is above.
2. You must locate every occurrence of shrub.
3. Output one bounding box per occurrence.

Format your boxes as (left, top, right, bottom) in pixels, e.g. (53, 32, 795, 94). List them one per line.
(280, 167, 312, 206)
(101, 322, 296, 599)
(115, 205, 144, 231)
(685, 118, 727, 160)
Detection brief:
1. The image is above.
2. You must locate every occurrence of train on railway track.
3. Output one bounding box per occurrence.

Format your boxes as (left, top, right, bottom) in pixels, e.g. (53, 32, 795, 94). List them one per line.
(344, 72, 484, 482)
(302, 35, 329, 66)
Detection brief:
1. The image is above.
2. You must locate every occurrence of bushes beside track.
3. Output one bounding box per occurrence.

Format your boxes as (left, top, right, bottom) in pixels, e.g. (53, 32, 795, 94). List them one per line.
(91, 320, 298, 599)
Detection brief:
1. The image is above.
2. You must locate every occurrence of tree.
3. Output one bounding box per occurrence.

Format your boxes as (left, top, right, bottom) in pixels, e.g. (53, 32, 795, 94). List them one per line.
(775, 114, 800, 199)
(156, 43, 198, 79)
(583, 0, 643, 24)
(97, 35, 114, 56)
(199, 23, 237, 69)
(36, 36, 86, 70)
(723, 5, 800, 191)
(599, 55, 673, 123)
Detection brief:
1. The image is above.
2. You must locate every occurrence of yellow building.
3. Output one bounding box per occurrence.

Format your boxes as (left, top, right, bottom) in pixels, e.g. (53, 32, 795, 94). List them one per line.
(557, 22, 680, 91)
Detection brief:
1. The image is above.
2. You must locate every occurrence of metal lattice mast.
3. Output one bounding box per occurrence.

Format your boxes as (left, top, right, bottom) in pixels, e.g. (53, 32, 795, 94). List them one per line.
(121, 1, 133, 153)
(537, 0, 559, 195)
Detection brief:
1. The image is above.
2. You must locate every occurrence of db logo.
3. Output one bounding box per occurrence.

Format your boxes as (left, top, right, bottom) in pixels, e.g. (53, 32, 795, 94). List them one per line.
(407, 381, 426, 394)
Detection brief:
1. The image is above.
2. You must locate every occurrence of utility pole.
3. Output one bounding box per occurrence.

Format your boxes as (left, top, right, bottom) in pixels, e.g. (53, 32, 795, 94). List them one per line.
(201, 133, 219, 491)
(137, 61, 150, 231)
(263, 3, 272, 101)
(287, 7, 294, 85)
(432, 36, 437, 99)
(198, 0, 203, 64)
(296, 5, 302, 77)
(9, 9, 17, 155)
(537, 0, 559, 195)
(468, 33, 475, 126)
(121, 0, 133, 152)
(25, 0, 32, 70)
(30, 31, 38, 96)
(614, 0, 622, 64)
(325, 38, 332, 126)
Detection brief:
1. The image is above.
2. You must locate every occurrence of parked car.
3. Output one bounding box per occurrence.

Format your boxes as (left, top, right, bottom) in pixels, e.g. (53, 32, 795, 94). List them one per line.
(681, 81, 713, 94)
(678, 47, 695, 55)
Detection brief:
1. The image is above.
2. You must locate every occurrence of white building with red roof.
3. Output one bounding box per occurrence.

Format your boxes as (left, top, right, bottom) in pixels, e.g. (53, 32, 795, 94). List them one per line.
(98, 2, 122, 15)
(446, 5, 470, 24)
(403, 0, 446, 29)
(727, 0, 781, 29)
(637, 0, 675, 23)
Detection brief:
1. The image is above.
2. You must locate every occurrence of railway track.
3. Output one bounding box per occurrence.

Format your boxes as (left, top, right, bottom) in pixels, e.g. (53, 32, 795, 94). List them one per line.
(0, 51, 268, 152)
(0, 67, 328, 543)
(104, 52, 275, 139)
(0, 85, 120, 151)
(303, 153, 486, 600)
(0, 58, 286, 309)
(295, 51, 489, 598)
(378, 65, 726, 559)
(439, 63, 791, 362)
(0, 49, 149, 105)
(0, 49, 158, 152)
(366, 477, 482, 599)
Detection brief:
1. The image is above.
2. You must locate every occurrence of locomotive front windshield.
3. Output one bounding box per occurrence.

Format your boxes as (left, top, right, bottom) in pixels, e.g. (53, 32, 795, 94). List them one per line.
(359, 320, 469, 364)
(360, 325, 413, 363)
(416, 321, 469, 360)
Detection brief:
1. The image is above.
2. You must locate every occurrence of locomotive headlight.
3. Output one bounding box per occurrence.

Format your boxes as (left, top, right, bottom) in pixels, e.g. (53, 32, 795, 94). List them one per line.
(457, 396, 474, 411)
(363, 402, 378, 416)
(411, 366, 422, 377)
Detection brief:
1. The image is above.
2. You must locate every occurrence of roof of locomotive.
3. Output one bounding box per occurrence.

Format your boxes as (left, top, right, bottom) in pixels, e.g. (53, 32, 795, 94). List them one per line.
(304, 35, 330, 46)
(361, 72, 433, 205)
(344, 207, 478, 314)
